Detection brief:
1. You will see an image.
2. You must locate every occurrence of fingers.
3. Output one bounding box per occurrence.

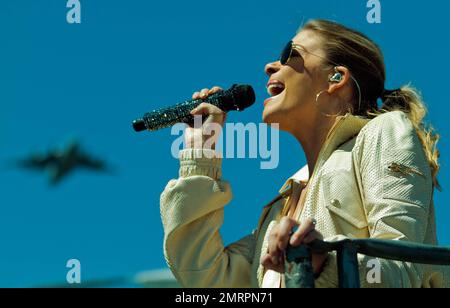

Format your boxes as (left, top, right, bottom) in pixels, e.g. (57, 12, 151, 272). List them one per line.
(190, 86, 226, 124)
(191, 102, 224, 116)
(289, 218, 317, 246)
(192, 86, 223, 100)
(191, 89, 208, 100)
(267, 227, 280, 264)
(260, 217, 326, 275)
(209, 86, 223, 95)
(269, 218, 298, 261)
(200, 88, 209, 99)
(260, 217, 299, 274)
(260, 253, 284, 273)
(261, 229, 285, 273)
(303, 229, 323, 244)
(276, 217, 299, 251)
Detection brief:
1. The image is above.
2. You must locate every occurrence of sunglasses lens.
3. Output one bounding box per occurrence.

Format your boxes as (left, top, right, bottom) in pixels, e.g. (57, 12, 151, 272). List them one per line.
(280, 41, 293, 65)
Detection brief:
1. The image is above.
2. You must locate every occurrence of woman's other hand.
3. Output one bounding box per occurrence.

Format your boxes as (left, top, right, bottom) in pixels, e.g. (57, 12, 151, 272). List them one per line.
(260, 217, 328, 275)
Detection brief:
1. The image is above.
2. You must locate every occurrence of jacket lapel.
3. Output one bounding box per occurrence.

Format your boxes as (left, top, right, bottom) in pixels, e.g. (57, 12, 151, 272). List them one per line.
(280, 113, 371, 190)
(257, 113, 372, 287)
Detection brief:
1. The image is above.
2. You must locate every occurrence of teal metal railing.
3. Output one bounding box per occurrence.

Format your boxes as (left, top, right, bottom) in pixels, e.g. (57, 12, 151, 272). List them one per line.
(285, 239, 450, 288)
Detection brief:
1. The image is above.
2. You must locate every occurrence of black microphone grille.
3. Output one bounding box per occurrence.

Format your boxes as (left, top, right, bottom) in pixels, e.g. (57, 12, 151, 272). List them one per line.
(230, 84, 256, 111)
(132, 119, 147, 132)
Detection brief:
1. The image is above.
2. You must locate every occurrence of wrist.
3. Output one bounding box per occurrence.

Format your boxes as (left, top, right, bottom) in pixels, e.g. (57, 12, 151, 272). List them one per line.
(179, 149, 222, 179)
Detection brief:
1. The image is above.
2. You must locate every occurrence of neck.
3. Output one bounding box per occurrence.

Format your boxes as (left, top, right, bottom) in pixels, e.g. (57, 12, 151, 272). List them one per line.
(291, 116, 336, 177)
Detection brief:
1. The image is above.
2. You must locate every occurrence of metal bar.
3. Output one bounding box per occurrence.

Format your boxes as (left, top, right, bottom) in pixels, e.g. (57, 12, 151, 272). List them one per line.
(285, 238, 450, 288)
(285, 245, 315, 288)
(352, 239, 450, 265)
(307, 239, 450, 265)
(337, 242, 360, 288)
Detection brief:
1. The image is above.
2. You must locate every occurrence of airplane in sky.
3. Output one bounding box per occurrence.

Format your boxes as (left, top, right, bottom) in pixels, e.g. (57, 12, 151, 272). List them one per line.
(16, 141, 113, 185)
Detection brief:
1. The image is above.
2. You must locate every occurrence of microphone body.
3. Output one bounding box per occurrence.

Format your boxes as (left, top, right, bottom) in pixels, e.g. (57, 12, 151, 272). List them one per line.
(132, 84, 255, 132)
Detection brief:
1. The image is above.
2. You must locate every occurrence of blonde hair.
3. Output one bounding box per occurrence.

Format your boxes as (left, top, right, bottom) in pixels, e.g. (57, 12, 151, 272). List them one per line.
(302, 19, 441, 191)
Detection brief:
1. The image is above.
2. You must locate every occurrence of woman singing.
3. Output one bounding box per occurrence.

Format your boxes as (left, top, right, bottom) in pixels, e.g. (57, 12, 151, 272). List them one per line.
(160, 19, 447, 288)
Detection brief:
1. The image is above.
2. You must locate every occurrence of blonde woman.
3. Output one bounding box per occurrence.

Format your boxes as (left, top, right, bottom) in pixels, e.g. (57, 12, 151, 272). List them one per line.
(160, 19, 447, 288)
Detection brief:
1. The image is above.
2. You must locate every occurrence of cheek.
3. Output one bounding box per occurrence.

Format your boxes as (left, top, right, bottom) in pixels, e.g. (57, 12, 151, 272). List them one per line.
(284, 76, 314, 106)
(277, 87, 310, 119)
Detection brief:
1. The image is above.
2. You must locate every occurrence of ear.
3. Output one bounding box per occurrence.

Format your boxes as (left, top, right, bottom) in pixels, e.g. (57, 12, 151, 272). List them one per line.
(327, 66, 351, 94)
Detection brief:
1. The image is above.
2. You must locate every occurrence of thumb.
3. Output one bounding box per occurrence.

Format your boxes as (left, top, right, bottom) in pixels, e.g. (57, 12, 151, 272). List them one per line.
(190, 104, 209, 116)
(190, 107, 200, 115)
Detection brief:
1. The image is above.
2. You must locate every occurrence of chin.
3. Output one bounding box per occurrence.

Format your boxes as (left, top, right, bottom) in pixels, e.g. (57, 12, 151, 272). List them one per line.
(262, 109, 285, 130)
(262, 96, 286, 122)
(262, 107, 275, 124)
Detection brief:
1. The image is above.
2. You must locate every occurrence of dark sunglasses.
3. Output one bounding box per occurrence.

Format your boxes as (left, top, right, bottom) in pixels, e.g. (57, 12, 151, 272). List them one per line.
(280, 40, 334, 66)
(280, 41, 305, 65)
(279, 40, 363, 111)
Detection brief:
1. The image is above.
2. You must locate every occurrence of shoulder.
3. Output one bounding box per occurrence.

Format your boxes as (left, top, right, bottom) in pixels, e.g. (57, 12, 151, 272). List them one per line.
(362, 110, 413, 134)
(358, 111, 418, 150)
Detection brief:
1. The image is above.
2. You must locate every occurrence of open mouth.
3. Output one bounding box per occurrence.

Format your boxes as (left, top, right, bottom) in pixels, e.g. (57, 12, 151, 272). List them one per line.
(267, 80, 285, 97)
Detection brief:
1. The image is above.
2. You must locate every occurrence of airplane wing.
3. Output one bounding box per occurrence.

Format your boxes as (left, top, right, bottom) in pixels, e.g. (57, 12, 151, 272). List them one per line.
(18, 152, 59, 170)
(76, 153, 111, 172)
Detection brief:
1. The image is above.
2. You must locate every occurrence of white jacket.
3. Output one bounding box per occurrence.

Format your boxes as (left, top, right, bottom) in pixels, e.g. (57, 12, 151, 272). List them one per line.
(160, 111, 448, 288)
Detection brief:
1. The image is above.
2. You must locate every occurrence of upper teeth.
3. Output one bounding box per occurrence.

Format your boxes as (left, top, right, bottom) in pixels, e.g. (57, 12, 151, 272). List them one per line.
(267, 83, 285, 96)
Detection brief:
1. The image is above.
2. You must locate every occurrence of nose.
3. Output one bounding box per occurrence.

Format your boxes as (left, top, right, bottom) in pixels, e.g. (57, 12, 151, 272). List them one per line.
(265, 61, 281, 76)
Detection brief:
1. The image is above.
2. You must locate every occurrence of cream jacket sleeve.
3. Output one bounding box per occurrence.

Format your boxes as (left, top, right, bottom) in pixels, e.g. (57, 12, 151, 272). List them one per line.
(316, 111, 444, 288)
(160, 148, 256, 288)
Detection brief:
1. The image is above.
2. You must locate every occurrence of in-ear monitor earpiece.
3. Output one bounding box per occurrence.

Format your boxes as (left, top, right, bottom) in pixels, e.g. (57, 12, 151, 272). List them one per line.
(329, 72, 343, 83)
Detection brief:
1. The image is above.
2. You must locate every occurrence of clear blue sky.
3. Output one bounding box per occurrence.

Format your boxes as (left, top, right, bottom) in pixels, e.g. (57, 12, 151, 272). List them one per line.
(0, 0, 449, 287)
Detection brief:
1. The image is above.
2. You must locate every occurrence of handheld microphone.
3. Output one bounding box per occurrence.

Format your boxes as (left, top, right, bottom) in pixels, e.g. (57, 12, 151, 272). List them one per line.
(132, 84, 255, 132)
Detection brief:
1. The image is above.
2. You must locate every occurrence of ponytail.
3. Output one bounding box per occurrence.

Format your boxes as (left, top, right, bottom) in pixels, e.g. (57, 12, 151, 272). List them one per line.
(300, 20, 441, 192)
(370, 85, 441, 191)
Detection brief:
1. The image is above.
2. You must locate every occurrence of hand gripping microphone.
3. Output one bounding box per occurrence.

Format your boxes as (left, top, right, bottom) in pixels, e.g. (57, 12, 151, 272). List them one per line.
(132, 84, 255, 132)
